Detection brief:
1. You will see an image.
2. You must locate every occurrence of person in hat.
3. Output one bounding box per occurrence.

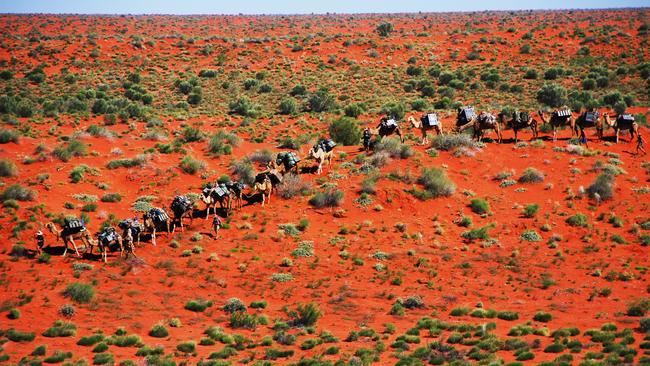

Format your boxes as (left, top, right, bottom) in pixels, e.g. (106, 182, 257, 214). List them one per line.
(35, 230, 45, 255)
(362, 127, 372, 152)
(212, 215, 222, 239)
(637, 132, 646, 156)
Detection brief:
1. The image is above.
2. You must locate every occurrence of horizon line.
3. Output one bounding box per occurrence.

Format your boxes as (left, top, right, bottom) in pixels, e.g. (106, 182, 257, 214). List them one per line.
(0, 6, 647, 16)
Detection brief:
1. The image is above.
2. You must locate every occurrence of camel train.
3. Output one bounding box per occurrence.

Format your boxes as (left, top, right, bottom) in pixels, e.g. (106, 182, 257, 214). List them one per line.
(35, 107, 642, 262)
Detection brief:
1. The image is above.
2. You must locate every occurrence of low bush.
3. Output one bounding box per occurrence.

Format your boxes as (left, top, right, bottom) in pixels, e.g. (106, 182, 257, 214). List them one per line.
(519, 167, 544, 183)
(106, 154, 149, 169)
(208, 131, 240, 156)
(176, 341, 196, 354)
(0, 128, 20, 144)
(43, 320, 77, 337)
(374, 139, 413, 159)
(1, 184, 35, 201)
(329, 117, 361, 146)
(230, 159, 255, 186)
(309, 189, 344, 208)
(497, 311, 519, 321)
(431, 134, 477, 151)
(462, 223, 495, 241)
(276, 173, 311, 199)
(520, 230, 542, 242)
(179, 155, 206, 175)
(100, 193, 122, 203)
(290, 303, 322, 327)
(149, 324, 169, 338)
(627, 298, 650, 316)
(469, 198, 490, 214)
(63, 283, 94, 304)
(185, 299, 212, 312)
(7, 328, 36, 342)
(587, 173, 615, 201)
(0, 159, 18, 177)
(566, 213, 589, 228)
(229, 312, 260, 329)
(93, 353, 114, 365)
(523, 203, 539, 218)
(533, 311, 553, 322)
(414, 167, 455, 199)
(53, 139, 87, 162)
(223, 298, 246, 314)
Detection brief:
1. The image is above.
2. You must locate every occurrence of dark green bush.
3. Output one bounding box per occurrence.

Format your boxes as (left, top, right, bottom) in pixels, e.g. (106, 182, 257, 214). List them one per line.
(537, 83, 567, 108)
(309, 189, 344, 208)
(179, 155, 206, 175)
(0, 128, 20, 144)
(291, 303, 322, 327)
(469, 198, 490, 215)
(376, 22, 394, 37)
(185, 299, 212, 312)
(278, 97, 298, 115)
(308, 88, 336, 112)
(566, 213, 588, 228)
(149, 324, 169, 338)
(208, 131, 240, 156)
(523, 203, 539, 218)
(534, 311, 553, 322)
(415, 168, 456, 199)
(100, 193, 122, 203)
(0, 159, 18, 177)
(329, 117, 360, 146)
(63, 283, 95, 304)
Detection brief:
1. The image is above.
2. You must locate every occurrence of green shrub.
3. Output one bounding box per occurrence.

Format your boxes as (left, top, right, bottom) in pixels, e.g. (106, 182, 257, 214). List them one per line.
(520, 230, 542, 242)
(279, 98, 298, 115)
(588, 173, 615, 201)
(179, 155, 206, 175)
(627, 298, 650, 316)
(63, 283, 94, 304)
(53, 139, 87, 162)
(640, 318, 650, 332)
(469, 198, 490, 214)
(185, 299, 212, 312)
(415, 167, 456, 199)
(450, 307, 470, 316)
(431, 134, 477, 151)
(309, 189, 344, 208)
(462, 224, 494, 241)
(537, 83, 567, 108)
(291, 303, 322, 327)
(229, 96, 259, 117)
(43, 350, 72, 363)
(149, 324, 169, 338)
(92, 342, 109, 352)
(223, 298, 247, 314)
(329, 117, 361, 146)
(497, 311, 519, 321)
(265, 347, 294, 360)
(519, 167, 544, 183)
(229, 312, 260, 329)
(100, 193, 122, 203)
(93, 353, 113, 365)
(7, 328, 36, 342)
(250, 300, 267, 309)
(544, 343, 566, 353)
(106, 155, 149, 169)
(78, 334, 104, 346)
(1, 184, 35, 201)
(523, 204, 539, 218)
(208, 131, 240, 156)
(534, 312, 553, 322)
(176, 341, 196, 354)
(376, 22, 394, 37)
(230, 158, 255, 186)
(566, 213, 588, 228)
(32, 344, 47, 356)
(0, 159, 18, 177)
(8, 308, 20, 319)
(0, 128, 20, 143)
(43, 320, 77, 337)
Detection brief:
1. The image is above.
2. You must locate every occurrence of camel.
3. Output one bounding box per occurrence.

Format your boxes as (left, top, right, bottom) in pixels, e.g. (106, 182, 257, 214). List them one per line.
(574, 110, 603, 140)
(408, 114, 443, 145)
(45, 222, 92, 258)
(497, 112, 538, 142)
(268, 156, 299, 175)
(88, 228, 124, 263)
(369, 122, 404, 143)
(225, 181, 246, 211)
(200, 185, 233, 219)
(457, 112, 502, 143)
(603, 113, 638, 143)
(142, 209, 171, 246)
(537, 109, 576, 142)
(121, 225, 138, 257)
(307, 146, 333, 175)
(170, 196, 194, 233)
(252, 175, 273, 206)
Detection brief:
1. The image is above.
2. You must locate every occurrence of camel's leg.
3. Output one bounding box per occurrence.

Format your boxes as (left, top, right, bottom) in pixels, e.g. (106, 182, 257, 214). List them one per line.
(152, 228, 156, 246)
(70, 238, 81, 257)
(62, 240, 68, 257)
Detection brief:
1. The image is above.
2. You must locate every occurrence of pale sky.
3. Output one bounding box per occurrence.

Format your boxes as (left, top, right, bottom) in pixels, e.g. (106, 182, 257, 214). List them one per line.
(0, 0, 647, 15)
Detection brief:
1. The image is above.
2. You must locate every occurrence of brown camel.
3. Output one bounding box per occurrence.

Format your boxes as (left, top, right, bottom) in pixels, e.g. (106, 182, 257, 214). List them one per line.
(225, 181, 246, 211)
(89, 228, 125, 263)
(370, 119, 404, 143)
(252, 175, 273, 206)
(200, 185, 233, 219)
(537, 109, 576, 141)
(268, 156, 300, 175)
(45, 222, 92, 258)
(408, 114, 443, 145)
(457, 112, 502, 143)
(603, 113, 638, 143)
(142, 209, 171, 246)
(574, 110, 604, 140)
(307, 146, 333, 175)
(170, 195, 194, 233)
(497, 112, 538, 142)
